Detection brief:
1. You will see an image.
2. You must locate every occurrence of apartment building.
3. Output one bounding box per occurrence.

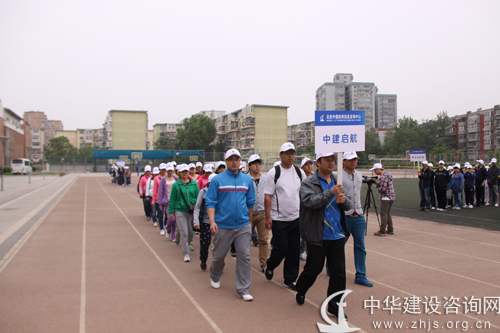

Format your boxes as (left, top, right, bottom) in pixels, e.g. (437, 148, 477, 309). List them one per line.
(447, 105, 500, 160)
(198, 110, 226, 120)
(214, 104, 288, 157)
(103, 110, 148, 150)
(375, 94, 397, 129)
(1, 103, 28, 165)
(316, 73, 397, 130)
(24, 111, 63, 161)
(47, 120, 63, 141)
(287, 124, 297, 146)
(56, 128, 105, 148)
(152, 123, 182, 144)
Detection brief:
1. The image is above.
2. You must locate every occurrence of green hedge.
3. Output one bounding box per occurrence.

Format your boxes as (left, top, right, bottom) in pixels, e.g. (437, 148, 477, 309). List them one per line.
(3, 166, 11, 173)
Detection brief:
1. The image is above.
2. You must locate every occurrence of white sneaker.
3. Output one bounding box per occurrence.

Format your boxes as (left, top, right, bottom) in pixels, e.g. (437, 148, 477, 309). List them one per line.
(238, 294, 254, 301)
(431, 207, 436, 210)
(211, 279, 220, 289)
(456, 207, 461, 210)
(184, 254, 190, 262)
(485, 203, 491, 206)
(160, 229, 165, 236)
(496, 203, 499, 207)
(469, 205, 473, 209)
(166, 232, 170, 238)
(153, 222, 158, 227)
(436, 208, 443, 211)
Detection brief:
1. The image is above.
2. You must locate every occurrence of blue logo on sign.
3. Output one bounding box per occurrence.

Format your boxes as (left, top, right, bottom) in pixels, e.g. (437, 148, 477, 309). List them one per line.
(315, 111, 365, 126)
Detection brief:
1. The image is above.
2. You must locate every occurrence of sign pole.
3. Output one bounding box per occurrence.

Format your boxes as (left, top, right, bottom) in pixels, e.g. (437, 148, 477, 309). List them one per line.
(336, 152, 343, 185)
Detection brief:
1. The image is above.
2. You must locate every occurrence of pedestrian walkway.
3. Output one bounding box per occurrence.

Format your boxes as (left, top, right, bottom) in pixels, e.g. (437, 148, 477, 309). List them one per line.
(0, 174, 498, 332)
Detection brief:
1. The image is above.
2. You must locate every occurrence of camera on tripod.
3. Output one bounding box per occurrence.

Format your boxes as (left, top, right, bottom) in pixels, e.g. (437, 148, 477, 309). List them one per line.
(362, 175, 378, 186)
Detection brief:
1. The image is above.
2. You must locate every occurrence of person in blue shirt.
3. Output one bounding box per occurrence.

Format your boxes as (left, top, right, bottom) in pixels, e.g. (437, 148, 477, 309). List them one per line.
(295, 152, 352, 320)
(206, 149, 256, 301)
(450, 164, 464, 210)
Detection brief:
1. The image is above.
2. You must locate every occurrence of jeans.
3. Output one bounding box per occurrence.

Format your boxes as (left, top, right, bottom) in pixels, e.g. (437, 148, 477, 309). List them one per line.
(344, 216, 367, 279)
(419, 187, 431, 209)
(453, 191, 462, 208)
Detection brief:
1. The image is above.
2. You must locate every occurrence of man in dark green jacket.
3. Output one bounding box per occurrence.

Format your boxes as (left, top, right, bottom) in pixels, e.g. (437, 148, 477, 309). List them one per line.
(295, 152, 352, 320)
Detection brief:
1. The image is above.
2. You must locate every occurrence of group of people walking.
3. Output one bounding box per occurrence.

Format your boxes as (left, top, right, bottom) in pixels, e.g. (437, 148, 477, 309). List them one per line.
(418, 158, 500, 211)
(117, 144, 395, 321)
(109, 164, 132, 186)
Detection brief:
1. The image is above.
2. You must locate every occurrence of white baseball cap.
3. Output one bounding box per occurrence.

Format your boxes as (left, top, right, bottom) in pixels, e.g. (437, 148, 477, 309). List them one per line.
(208, 174, 216, 182)
(447, 166, 453, 171)
(172, 161, 177, 166)
(178, 164, 189, 172)
(196, 162, 203, 167)
(301, 157, 313, 167)
(476, 159, 484, 165)
(438, 160, 445, 165)
(280, 142, 296, 153)
(203, 164, 214, 172)
(188, 163, 196, 169)
(124, 166, 129, 169)
(343, 151, 358, 160)
(370, 163, 384, 170)
(316, 153, 334, 160)
(454, 163, 461, 169)
(491, 158, 498, 164)
(144, 165, 151, 172)
(428, 163, 433, 168)
(248, 154, 263, 164)
(239, 163, 244, 169)
(166, 162, 174, 171)
(225, 149, 241, 160)
(466, 164, 472, 169)
(422, 161, 428, 165)
(159, 163, 167, 170)
(152, 167, 160, 174)
(273, 161, 281, 167)
(216, 161, 226, 169)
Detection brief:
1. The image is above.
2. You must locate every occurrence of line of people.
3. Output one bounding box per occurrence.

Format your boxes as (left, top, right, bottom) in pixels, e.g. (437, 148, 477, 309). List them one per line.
(418, 158, 499, 211)
(109, 164, 132, 186)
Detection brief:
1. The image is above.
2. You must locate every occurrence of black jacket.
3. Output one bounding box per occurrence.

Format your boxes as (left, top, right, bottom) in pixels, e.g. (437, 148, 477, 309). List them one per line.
(434, 169, 450, 188)
(418, 168, 432, 188)
(299, 172, 352, 247)
(487, 165, 499, 185)
(475, 166, 487, 184)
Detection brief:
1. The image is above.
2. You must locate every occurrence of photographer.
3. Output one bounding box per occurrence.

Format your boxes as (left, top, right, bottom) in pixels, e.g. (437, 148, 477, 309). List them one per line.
(372, 163, 395, 236)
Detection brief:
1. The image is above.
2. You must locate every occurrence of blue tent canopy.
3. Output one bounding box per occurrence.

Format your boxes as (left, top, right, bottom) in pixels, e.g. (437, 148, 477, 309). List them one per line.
(92, 150, 204, 160)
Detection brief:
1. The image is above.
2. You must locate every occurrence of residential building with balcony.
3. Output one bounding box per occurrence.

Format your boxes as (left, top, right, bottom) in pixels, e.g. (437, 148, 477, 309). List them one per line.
(294, 121, 315, 148)
(213, 104, 288, 157)
(287, 124, 297, 146)
(152, 123, 182, 144)
(103, 110, 148, 150)
(375, 94, 397, 129)
(198, 110, 226, 120)
(447, 105, 500, 161)
(56, 129, 105, 148)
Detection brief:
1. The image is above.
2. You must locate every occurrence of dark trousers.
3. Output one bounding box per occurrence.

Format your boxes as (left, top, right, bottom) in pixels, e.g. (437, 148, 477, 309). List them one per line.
(266, 219, 301, 284)
(419, 187, 430, 209)
(199, 223, 212, 263)
(155, 202, 166, 229)
(296, 239, 346, 311)
(476, 185, 485, 206)
(429, 187, 436, 208)
(143, 196, 152, 218)
(435, 186, 447, 209)
(464, 186, 474, 206)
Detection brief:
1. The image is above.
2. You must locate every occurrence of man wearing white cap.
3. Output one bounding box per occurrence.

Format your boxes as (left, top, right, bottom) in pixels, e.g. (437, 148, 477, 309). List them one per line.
(206, 149, 255, 301)
(247, 154, 268, 272)
(295, 152, 351, 319)
(434, 161, 450, 211)
(371, 163, 395, 236)
(342, 151, 373, 287)
(486, 158, 499, 206)
(301, 158, 314, 178)
(417, 161, 432, 212)
(263, 142, 305, 290)
(475, 159, 487, 207)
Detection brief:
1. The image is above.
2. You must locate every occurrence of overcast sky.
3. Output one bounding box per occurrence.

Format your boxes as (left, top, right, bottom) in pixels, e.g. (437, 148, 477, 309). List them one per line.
(1, 0, 499, 130)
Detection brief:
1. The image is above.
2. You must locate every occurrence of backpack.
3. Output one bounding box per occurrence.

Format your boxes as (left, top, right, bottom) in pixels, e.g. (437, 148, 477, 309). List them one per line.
(273, 165, 303, 184)
(137, 173, 145, 193)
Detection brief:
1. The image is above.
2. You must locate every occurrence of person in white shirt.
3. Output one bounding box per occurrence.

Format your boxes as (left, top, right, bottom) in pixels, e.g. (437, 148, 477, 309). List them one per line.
(263, 142, 305, 290)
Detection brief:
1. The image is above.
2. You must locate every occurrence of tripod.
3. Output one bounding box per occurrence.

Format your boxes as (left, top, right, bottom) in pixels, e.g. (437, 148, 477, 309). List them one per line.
(363, 182, 381, 235)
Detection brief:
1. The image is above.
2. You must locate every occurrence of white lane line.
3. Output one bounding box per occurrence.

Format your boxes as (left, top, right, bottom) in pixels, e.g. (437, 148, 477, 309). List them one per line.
(0, 175, 79, 273)
(0, 175, 66, 209)
(347, 243, 500, 289)
(391, 225, 500, 248)
(96, 178, 223, 333)
(0, 174, 78, 245)
(80, 178, 87, 333)
(379, 237, 500, 264)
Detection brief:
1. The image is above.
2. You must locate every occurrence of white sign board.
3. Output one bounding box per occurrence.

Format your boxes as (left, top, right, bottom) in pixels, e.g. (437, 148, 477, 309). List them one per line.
(410, 149, 426, 162)
(116, 160, 126, 167)
(315, 111, 366, 153)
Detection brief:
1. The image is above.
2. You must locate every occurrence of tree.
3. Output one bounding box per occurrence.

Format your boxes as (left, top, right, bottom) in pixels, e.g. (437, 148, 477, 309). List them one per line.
(154, 136, 175, 150)
(78, 144, 94, 157)
(383, 116, 421, 155)
(45, 137, 77, 157)
(175, 114, 217, 151)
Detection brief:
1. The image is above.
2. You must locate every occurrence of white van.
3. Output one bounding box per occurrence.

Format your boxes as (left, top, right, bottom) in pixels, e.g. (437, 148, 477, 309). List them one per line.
(11, 158, 33, 175)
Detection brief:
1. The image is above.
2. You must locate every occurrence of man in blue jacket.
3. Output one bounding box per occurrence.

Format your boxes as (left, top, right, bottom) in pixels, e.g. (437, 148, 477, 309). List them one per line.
(206, 149, 256, 301)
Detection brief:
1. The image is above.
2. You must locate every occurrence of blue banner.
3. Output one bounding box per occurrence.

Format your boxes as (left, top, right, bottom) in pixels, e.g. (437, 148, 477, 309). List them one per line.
(315, 110, 365, 127)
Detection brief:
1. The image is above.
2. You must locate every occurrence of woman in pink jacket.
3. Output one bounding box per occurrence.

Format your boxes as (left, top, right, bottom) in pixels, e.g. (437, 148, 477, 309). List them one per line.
(158, 163, 179, 241)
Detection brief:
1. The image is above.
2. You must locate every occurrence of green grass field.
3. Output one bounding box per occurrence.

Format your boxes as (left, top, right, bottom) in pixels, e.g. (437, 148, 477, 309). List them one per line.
(360, 178, 500, 231)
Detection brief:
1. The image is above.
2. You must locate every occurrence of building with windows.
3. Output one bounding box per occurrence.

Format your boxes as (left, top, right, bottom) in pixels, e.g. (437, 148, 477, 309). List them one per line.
(56, 128, 105, 148)
(375, 94, 397, 129)
(316, 73, 397, 130)
(213, 104, 288, 157)
(1, 102, 29, 165)
(103, 110, 148, 150)
(198, 110, 226, 120)
(23, 111, 63, 162)
(152, 123, 182, 144)
(447, 105, 500, 161)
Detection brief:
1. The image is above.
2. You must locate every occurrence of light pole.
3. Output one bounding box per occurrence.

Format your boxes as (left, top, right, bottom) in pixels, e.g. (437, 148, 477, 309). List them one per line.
(0, 137, 8, 192)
